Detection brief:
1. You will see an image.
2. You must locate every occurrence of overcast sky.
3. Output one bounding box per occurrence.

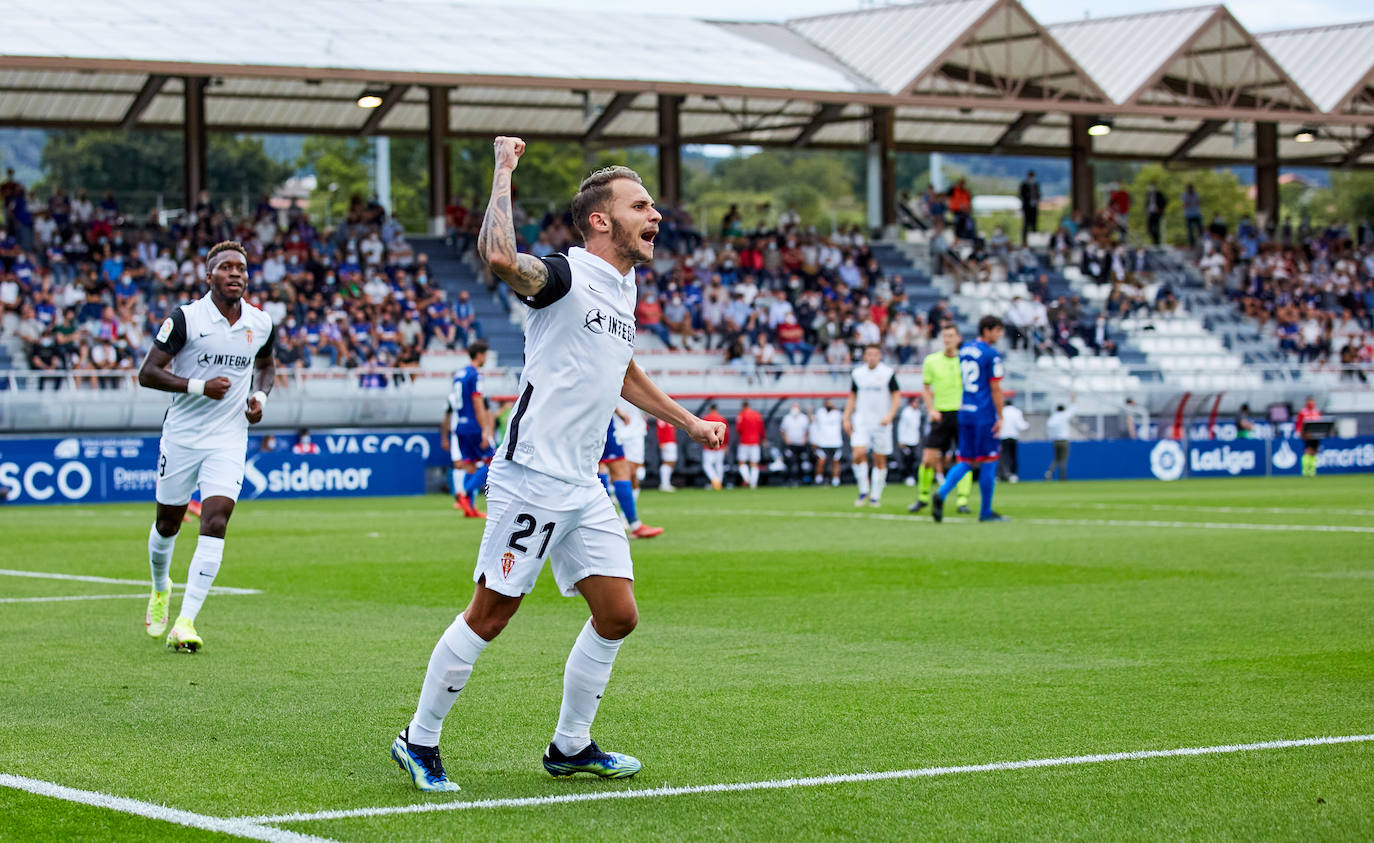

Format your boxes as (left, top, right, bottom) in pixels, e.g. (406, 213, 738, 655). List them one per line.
(438, 0, 1367, 31)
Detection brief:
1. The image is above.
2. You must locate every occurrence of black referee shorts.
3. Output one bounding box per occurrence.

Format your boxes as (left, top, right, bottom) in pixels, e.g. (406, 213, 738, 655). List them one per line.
(925, 411, 960, 453)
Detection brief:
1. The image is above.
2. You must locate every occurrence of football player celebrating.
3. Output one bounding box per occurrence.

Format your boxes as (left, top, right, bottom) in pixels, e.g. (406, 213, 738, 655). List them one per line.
(391, 138, 724, 792)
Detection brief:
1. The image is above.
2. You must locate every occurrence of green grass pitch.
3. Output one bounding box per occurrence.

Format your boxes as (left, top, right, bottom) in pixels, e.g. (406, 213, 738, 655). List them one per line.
(2, 475, 1372, 841)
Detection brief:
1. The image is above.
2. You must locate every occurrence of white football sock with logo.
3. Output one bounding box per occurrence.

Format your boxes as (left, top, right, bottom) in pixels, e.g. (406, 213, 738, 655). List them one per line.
(148, 524, 176, 592)
(408, 615, 489, 746)
(177, 535, 223, 622)
(553, 619, 623, 756)
(870, 467, 887, 501)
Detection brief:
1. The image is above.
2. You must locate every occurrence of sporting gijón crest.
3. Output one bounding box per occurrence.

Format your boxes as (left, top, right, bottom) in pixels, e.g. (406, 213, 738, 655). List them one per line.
(501, 551, 516, 578)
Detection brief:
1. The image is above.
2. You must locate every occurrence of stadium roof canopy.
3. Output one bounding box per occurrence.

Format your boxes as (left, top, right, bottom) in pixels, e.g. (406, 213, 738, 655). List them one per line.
(2, 0, 1371, 220)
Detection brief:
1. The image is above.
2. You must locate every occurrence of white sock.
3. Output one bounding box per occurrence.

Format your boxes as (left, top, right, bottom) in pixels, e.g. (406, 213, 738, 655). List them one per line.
(408, 615, 489, 747)
(737, 464, 748, 486)
(871, 467, 887, 501)
(148, 524, 176, 592)
(177, 535, 224, 622)
(660, 464, 672, 487)
(553, 619, 624, 756)
(750, 466, 760, 488)
(632, 487, 640, 502)
(855, 461, 870, 495)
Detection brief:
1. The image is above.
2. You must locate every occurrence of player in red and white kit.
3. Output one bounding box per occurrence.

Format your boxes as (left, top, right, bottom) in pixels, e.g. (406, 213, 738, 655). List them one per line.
(735, 400, 766, 489)
(701, 403, 729, 490)
(655, 417, 677, 492)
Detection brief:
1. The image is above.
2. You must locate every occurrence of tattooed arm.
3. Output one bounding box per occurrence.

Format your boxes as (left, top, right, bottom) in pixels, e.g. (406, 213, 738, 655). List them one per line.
(477, 136, 549, 298)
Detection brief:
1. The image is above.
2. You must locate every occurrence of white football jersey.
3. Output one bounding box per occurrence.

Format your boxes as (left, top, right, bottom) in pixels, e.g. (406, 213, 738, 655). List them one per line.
(779, 410, 810, 444)
(850, 362, 899, 424)
(897, 404, 923, 446)
(152, 294, 274, 451)
(496, 247, 637, 486)
(811, 407, 844, 448)
(614, 398, 647, 441)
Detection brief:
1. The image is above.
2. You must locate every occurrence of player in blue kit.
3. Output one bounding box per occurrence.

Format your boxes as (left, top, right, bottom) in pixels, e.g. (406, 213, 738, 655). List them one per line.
(932, 315, 1007, 523)
(598, 414, 663, 538)
(442, 339, 494, 518)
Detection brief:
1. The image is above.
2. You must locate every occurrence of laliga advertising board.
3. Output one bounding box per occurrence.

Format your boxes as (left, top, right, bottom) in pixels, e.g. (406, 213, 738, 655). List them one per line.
(1149, 437, 1374, 480)
(1013, 437, 1374, 481)
(0, 432, 427, 505)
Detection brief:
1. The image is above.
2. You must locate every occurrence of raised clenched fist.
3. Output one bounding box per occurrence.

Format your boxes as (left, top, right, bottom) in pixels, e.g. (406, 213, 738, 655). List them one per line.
(493, 136, 526, 172)
(690, 418, 727, 450)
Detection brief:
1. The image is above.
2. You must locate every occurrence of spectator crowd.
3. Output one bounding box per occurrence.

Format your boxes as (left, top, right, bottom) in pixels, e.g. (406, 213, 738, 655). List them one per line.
(502, 198, 957, 374)
(1, 168, 484, 389)
(1194, 209, 1373, 381)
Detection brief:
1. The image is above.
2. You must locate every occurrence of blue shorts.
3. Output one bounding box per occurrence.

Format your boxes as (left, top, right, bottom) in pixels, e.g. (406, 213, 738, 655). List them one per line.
(600, 421, 624, 463)
(451, 430, 493, 464)
(956, 420, 1000, 463)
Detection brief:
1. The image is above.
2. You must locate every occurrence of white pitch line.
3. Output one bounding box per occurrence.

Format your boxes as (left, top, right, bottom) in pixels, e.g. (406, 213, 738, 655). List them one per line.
(0, 568, 261, 595)
(672, 509, 1374, 534)
(1022, 518, 1374, 534)
(0, 773, 338, 843)
(1087, 503, 1374, 518)
(246, 733, 1374, 824)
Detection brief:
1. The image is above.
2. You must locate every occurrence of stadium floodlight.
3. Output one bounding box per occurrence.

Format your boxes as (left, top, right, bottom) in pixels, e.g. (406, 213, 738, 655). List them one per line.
(1087, 117, 1113, 137)
(356, 90, 386, 109)
(1293, 126, 1318, 143)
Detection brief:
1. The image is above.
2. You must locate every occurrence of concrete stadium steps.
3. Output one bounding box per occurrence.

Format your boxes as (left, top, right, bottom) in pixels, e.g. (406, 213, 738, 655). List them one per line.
(869, 242, 962, 325)
(1115, 313, 1260, 388)
(410, 236, 526, 363)
(1026, 352, 1141, 394)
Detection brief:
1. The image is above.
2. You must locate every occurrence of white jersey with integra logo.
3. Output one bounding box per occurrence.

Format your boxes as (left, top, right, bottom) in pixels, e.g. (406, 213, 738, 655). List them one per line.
(850, 362, 899, 425)
(152, 294, 274, 451)
(498, 247, 637, 486)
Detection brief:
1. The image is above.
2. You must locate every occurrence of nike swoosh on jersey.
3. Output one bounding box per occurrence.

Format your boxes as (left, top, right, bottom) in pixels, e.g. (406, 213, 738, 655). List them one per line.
(199, 331, 213, 337)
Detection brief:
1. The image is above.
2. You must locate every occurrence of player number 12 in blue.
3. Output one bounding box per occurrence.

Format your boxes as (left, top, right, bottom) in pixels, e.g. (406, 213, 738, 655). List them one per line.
(961, 359, 981, 392)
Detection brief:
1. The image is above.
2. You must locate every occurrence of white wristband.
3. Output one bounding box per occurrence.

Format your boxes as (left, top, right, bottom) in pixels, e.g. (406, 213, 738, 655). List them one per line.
(250, 390, 268, 409)
(187, 378, 205, 396)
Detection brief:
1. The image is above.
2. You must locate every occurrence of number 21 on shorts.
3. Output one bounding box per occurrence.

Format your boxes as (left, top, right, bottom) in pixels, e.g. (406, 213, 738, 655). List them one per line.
(508, 513, 556, 558)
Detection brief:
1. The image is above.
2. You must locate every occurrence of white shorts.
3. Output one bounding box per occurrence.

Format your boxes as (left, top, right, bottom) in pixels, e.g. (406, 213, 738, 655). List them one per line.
(658, 442, 678, 464)
(155, 439, 245, 505)
(702, 449, 726, 479)
(474, 460, 632, 598)
(737, 444, 762, 464)
(849, 420, 894, 456)
(620, 431, 645, 465)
